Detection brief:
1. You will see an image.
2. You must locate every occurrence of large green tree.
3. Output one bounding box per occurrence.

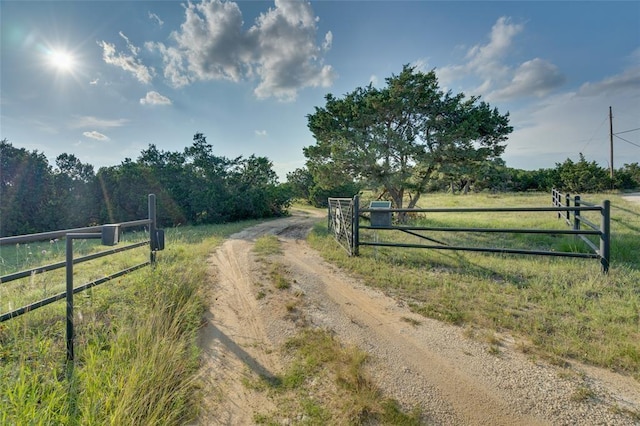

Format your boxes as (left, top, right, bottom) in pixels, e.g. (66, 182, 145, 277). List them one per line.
(304, 65, 512, 208)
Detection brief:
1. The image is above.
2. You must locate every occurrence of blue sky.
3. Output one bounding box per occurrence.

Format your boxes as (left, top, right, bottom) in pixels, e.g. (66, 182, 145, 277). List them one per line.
(2, 1, 639, 181)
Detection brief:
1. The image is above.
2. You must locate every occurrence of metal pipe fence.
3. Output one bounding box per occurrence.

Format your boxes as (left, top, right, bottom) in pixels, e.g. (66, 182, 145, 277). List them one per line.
(328, 191, 610, 273)
(0, 194, 165, 361)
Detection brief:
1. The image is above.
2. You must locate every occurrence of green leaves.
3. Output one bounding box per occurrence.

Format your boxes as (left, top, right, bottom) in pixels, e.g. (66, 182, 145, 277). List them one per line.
(305, 65, 513, 208)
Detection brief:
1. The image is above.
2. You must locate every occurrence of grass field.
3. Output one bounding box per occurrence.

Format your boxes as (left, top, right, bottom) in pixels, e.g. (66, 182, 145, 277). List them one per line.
(310, 192, 640, 379)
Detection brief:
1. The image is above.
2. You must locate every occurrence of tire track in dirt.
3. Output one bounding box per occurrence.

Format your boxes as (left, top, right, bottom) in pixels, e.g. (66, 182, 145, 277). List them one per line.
(199, 239, 280, 425)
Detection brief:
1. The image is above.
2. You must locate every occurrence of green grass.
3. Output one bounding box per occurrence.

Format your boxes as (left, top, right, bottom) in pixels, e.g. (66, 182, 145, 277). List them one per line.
(253, 234, 283, 257)
(252, 328, 422, 425)
(0, 220, 258, 425)
(310, 192, 640, 379)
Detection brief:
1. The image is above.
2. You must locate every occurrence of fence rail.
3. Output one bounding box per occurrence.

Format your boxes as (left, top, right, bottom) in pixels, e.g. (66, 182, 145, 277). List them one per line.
(328, 191, 610, 272)
(0, 194, 164, 361)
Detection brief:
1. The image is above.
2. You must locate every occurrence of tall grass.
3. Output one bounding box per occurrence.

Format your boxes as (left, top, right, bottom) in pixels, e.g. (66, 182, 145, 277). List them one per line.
(310, 192, 640, 379)
(0, 220, 258, 424)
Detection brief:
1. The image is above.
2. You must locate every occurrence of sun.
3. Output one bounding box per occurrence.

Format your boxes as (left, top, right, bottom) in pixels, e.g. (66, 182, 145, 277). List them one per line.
(48, 49, 76, 72)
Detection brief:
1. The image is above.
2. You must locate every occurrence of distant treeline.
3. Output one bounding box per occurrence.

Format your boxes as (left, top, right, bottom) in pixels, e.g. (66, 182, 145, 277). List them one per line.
(0, 135, 291, 237)
(2, 136, 638, 236)
(287, 154, 640, 207)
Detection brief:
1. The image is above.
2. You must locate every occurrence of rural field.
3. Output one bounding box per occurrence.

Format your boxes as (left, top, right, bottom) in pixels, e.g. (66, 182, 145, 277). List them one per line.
(1, 192, 639, 424)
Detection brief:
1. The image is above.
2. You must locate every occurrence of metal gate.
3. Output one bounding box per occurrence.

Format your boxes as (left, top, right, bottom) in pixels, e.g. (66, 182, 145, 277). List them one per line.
(327, 197, 358, 255)
(330, 193, 610, 273)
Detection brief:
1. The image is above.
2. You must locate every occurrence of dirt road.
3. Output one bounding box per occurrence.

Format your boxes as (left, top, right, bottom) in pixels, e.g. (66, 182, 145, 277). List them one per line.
(198, 210, 640, 425)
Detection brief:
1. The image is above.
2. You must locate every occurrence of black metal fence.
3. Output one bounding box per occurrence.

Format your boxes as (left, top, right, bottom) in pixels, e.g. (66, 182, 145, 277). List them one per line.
(0, 194, 164, 360)
(328, 191, 611, 273)
(551, 188, 610, 271)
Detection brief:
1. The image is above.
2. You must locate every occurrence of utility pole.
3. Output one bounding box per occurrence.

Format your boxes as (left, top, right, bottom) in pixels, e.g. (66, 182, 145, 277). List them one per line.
(609, 106, 614, 181)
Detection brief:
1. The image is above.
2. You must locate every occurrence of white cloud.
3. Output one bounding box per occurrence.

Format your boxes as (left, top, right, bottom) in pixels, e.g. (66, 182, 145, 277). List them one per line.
(83, 131, 110, 141)
(322, 31, 333, 51)
(437, 16, 564, 101)
(467, 16, 523, 72)
(145, 41, 191, 88)
(251, 0, 335, 100)
(98, 36, 154, 84)
(70, 116, 129, 129)
(171, 0, 248, 82)
(578, 66, 640, 97)
(412, 59, 430, 74)
(140, 91, 172, 105)
(89, 78, 99, 85)
(149, 11, 164, 26)
(119, 31, 140, 56)
(491, 58, 565, 100)
(147, 0, 335, 101)
(255, 129, 268, 137)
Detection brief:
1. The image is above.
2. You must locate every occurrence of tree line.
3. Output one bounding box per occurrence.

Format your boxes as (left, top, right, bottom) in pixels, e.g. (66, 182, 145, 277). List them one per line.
(288, 155, 640, 208)
(0, 134, 291, 237)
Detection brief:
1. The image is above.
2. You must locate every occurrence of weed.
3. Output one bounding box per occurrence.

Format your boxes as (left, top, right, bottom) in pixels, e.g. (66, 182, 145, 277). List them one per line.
(285, 302, 297, 312)
(488, 345, 501, 356)
(400, 316, 422, 327)
(268, 263, 290, 290)
(571, 385, 597, 402)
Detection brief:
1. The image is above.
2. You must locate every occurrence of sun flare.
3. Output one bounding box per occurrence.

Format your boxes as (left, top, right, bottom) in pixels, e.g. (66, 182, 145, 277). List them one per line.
(48, 49, 75, 72)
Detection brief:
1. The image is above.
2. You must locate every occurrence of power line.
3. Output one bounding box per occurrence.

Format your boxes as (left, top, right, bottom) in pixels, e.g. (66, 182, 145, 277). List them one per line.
(614, 134, 640, 148)
(580, 115, 608, 153)
(614, 127, 640, 135)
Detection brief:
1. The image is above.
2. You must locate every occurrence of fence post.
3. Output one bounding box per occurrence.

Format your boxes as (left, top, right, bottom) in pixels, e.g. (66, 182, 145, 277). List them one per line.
(353, 195, 360, 256)
(565, 193, 571, 223)
(66, 236, 74, 362)
(66, 232, 102, 362)
(573, 195, 581, 231)
(600, 200, 610, 274)
(149, 194, 157, 265)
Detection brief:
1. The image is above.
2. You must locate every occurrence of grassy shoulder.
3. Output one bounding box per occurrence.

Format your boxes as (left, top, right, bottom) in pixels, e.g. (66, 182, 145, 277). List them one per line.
(0, 220, 259, 425)
(310, 192, 640, 380)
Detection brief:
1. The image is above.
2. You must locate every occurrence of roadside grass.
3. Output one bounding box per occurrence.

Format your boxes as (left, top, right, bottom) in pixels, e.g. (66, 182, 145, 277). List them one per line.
(310, 192, 640, 380)
(0, 220, 259, 424)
